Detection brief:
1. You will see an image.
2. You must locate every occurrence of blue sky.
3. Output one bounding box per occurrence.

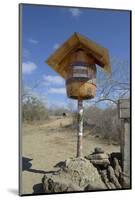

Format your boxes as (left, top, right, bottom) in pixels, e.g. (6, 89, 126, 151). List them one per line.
(21, 4, 130, 109)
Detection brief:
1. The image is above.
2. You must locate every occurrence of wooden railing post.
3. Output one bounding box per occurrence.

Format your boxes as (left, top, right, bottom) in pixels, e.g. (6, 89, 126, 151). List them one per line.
(118, 99, 130, 187)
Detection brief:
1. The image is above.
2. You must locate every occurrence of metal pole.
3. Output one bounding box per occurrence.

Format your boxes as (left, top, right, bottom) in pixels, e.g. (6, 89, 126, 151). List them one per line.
(77, 100, 83, 157)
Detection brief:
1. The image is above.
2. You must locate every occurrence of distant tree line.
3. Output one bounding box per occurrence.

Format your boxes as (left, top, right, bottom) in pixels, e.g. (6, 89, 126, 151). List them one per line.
(85, 106, 121, 143)
(22, 96, 48, 122)
(22, 94, 69, 122)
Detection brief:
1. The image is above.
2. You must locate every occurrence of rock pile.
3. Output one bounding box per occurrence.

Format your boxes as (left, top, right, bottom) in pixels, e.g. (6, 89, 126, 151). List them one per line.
(41, 148, 130, 193)
(85, 148, 129, 189)
(85, 147, 110, 168)
(42, 157, 106, 193)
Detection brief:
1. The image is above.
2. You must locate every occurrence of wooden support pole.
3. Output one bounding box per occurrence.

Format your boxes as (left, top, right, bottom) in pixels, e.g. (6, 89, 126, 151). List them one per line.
(77, 100, 83, 157)
(118, 99, 130, 188)
(121, 119, 130, 178)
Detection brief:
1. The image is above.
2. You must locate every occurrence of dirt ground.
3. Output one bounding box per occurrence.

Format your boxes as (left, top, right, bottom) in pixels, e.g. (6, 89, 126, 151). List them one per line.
(21, 116, 120, 195)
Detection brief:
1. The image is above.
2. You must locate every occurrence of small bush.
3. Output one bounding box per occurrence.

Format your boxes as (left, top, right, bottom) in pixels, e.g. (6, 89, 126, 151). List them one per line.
(22, 96, 48, 123)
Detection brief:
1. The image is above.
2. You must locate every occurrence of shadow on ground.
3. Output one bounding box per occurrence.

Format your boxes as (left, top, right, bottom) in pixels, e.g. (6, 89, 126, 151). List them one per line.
(22, 157, 32, 171)
(33, 183, 44, 194)
(22, 157, 60, 194)
(22, 156, 58, 174)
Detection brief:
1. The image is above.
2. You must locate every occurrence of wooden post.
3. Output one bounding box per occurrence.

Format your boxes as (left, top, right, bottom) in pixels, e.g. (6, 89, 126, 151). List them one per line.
(118, 99, 130, 187)
(122, 119, 130, 176)
(77, 100, 83, 157)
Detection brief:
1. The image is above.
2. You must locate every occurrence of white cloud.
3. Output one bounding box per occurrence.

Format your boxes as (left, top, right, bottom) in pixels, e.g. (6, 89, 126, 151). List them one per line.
(22, 48, 30, 58)
(22, 62, 37, 74)
(28, 38, 38, 44)
(43, 75, 64, 85)
(69, 8, 82, 17)
(49, 87, 66, 95)
(53, 43, 60, 50)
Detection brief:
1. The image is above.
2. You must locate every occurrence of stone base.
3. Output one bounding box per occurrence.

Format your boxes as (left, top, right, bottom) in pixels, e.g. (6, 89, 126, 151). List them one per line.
(42, 157, 106, 193)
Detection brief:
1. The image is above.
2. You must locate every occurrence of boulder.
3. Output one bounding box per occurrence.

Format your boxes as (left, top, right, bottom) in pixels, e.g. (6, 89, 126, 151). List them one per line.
(94, 147, 104, 154)
(90, 159, 110, 167)
(120, 173, 130, 188)
(113, 157, 122, 179)
(107, 165, 122, 189)
(99, 169, 116, 189)
(85, 153, 109, 160)
(85, 151, 110, 168)
(42, 157, 107, 193)
(42, 175, 81, 193)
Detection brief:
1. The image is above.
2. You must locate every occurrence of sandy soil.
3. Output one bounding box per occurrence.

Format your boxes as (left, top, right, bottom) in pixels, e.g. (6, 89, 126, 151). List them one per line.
(21, 116, 120, 195)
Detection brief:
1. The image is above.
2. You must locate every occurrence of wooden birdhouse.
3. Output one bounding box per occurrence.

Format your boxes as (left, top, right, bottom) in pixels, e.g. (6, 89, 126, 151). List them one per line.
(66, 48, 96, 100)
(46, 32, 111, 100)
(46, 32, 111, 157)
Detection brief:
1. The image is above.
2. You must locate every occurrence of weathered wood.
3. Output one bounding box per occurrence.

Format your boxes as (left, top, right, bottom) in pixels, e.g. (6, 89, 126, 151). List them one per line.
(118, 98, 130, 187)
(66, 80, 96, 100)
(46, 32, 111, 79)
(118, 99, 130, 119)
(118, 99, 130, 109)
(66, 49, 96, 100)
(122, 120, 130, 177)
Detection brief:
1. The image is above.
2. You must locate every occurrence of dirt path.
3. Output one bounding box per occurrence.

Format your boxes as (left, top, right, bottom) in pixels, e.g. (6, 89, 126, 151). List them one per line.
(21, 116, 120, 195)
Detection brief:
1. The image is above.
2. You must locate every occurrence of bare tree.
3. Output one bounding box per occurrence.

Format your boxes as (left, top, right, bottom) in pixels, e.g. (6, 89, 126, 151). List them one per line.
(84, 56, 130, 108)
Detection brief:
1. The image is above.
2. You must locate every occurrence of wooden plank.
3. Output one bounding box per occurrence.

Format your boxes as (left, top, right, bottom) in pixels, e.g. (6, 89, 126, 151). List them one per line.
(118, 99, 130, 119)
(119, 108, 130, 119)
(119, 99, 130, 109)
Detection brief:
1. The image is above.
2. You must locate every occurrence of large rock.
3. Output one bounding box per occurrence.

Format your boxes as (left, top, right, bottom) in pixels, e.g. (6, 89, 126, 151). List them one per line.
(42, 157, 107, 193)
(42, 176, 81, 193)
(107, 165, 122, 189)
(85, 152, 110, 168)
(85, 153, 109, 160)
(91, 159, 110, 167)
(99, 169, 116, 189)
(94, 147, 104, 154)
(120, 173, 130, 188)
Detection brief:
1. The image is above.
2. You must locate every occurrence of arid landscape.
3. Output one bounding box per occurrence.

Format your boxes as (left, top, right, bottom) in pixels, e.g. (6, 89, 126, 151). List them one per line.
(20, 4, 130, 195)
(21, 115, 120, 195)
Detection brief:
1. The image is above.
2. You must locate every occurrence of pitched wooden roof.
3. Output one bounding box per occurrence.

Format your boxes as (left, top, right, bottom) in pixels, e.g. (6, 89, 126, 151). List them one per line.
(46, 32, 111, 79)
